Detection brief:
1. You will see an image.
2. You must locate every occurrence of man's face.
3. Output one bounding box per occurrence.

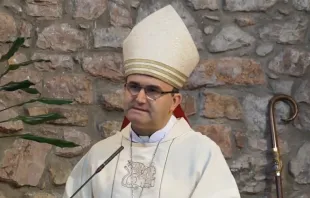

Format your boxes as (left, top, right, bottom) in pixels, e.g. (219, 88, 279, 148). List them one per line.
(123, 74, 181, 133)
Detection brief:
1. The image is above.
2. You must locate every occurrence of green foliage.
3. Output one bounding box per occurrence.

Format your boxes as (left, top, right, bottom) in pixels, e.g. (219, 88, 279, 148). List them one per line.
(0, 133, 79, 148)
(0, 37, 80, 148)
(0, 38, 25, 62)
(0, 80, 35, 91)
(0, 113, 66, 125)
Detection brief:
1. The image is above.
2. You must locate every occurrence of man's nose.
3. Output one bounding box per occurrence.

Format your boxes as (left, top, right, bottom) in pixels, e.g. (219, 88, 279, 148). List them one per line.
(135, 88, 147, 103)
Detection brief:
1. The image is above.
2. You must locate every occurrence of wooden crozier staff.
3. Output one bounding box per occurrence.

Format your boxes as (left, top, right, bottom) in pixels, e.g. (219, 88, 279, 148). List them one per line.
(268, 94, 299, 198)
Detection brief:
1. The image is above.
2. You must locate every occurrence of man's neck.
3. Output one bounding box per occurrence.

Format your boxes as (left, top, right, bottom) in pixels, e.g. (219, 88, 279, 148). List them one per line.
(130, 115, 177, 143)
(131, 115, 172, 137)
(131, 125, 162, 137)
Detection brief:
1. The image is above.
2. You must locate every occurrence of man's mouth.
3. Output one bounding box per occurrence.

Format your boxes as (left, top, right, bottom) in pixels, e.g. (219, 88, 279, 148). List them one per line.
(131, 107, 148, 112)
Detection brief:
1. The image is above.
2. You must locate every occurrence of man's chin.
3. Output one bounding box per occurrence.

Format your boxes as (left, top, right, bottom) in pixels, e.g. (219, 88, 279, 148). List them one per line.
(127, 114, 149, 125)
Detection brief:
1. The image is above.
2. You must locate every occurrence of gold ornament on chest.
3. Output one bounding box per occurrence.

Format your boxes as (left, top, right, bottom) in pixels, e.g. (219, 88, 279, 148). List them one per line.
(121, 160, 156, 189)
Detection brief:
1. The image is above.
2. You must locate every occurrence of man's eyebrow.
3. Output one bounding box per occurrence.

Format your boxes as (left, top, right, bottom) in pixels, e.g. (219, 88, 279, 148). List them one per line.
(147, 85, 162, 91)
(127, 81, 139, 84)
(127, 81, 161, 89)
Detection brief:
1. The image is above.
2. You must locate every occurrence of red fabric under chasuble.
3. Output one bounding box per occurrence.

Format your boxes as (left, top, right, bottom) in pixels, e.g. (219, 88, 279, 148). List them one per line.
(120, 104, 189, 130)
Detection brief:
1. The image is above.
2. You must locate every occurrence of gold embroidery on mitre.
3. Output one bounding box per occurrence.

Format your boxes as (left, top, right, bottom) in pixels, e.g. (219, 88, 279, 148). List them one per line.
(125, 70, 182, 89)
(124, 60, 187, 89)
(124, 59, 187, 80)
(125, 68, 183, 89)
(124, 64, 185, 84)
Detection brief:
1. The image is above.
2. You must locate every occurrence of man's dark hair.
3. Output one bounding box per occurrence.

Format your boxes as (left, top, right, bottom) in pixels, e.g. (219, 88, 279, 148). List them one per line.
(171, 87, 179, 96)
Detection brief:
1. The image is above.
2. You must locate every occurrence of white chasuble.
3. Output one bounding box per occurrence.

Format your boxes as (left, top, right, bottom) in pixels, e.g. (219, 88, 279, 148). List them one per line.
(63, 118, 241, 198)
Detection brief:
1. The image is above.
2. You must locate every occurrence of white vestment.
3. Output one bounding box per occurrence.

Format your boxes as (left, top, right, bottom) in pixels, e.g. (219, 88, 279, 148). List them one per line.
(63, 117, 241, 198)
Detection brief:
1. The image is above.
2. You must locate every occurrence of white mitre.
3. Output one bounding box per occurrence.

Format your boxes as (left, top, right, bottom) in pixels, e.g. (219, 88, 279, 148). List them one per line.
(122, 5, 199, 89)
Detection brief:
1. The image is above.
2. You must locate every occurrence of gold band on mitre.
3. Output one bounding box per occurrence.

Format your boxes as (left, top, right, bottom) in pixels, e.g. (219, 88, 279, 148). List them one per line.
(124, 59, 187, 89)
(122, 5, 199, 89)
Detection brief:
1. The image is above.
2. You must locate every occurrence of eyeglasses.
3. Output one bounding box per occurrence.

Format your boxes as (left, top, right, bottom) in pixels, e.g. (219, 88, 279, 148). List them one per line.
(125, 82, 179, 101)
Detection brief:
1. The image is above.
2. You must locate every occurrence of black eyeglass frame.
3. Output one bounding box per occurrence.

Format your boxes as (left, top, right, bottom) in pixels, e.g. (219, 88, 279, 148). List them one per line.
(124, 82, 179, 101)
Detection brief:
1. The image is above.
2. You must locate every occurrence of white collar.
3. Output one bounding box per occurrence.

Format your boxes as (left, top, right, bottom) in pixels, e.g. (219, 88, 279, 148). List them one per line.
(130, 115, 177, 143)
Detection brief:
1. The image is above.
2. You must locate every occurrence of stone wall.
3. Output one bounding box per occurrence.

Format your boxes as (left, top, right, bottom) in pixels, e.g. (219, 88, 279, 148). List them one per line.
(0, 0, 309, 197)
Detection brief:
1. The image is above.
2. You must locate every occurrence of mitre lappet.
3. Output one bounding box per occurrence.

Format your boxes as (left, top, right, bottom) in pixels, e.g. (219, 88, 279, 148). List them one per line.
(121, 5, 200, 129)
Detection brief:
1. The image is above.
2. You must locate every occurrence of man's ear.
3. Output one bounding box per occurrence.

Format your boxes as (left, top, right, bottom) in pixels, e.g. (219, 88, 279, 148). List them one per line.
(170, 93, 182, 112)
